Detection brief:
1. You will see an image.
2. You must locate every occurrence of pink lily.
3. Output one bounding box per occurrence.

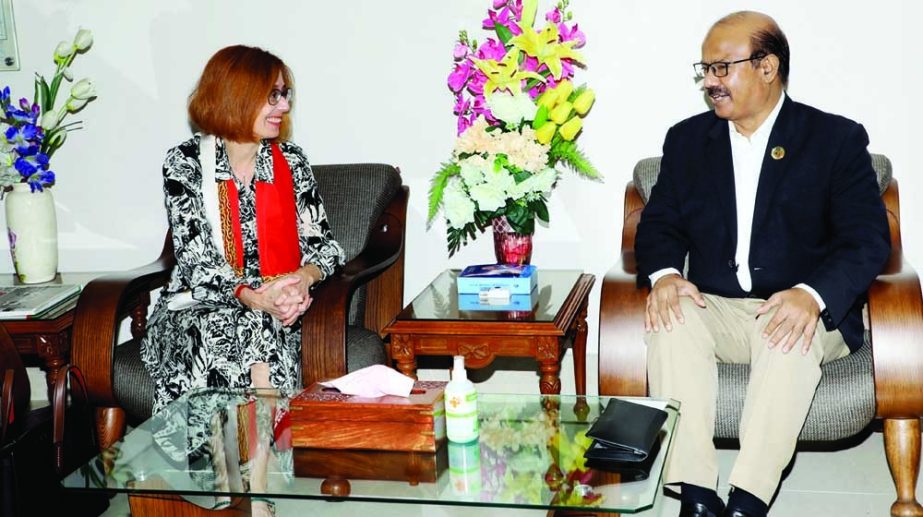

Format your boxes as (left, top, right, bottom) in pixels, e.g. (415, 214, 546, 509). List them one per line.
(476, 38, 507, 61)
(483, 7, 522, 36)
(453, 42, 469, 60)
(545, 8, 562, 23)
(457, 114, 473, 135)
(558, 22, 586, 48)
(453, 94, 470, 116)
(466, 70, 487, 96)
(447, 61, 473, 93)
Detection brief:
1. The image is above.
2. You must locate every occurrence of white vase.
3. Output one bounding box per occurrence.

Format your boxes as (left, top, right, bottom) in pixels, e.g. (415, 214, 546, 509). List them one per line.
(5, 183, 58, 284)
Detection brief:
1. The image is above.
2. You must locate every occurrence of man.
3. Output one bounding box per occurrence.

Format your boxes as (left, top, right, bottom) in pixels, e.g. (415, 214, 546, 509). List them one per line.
(635, 11, 890, 517)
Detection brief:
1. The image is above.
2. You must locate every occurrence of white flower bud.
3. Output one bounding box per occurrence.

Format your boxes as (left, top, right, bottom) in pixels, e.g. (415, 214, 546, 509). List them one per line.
(49, 130, 67, 148)
(66, 97, 88, 112)
(62, 67, 73, 81)
(54, 41, 74, 61)
(69, 78, 96, 100)
(41, 109, 60, 130)
(74, 28, 93, 51)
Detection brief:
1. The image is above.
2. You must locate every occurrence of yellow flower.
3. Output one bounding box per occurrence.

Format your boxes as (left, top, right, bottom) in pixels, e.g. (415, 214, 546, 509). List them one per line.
(555, 80, 574, 103)
(472, 48, 544, 97)
(573, 89, 596, 115)
(535, 122, 557, 144)
(559, 117, 583, 141)
(549, 101, 573, 125)
(510, 22, 584, 80)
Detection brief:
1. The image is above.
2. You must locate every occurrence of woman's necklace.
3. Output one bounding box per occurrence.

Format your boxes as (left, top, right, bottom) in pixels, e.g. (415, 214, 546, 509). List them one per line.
(230, 154, 257, 187)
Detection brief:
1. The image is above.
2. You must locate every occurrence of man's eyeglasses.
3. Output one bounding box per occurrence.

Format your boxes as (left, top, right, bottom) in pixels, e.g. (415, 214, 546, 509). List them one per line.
(268, 87, 293, 106)
(693, 54, 766, 78)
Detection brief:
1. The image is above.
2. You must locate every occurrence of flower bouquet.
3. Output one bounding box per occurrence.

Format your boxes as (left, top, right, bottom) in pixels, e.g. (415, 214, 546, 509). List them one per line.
(0, 28, 97, 194)
(428, 0, 600, 256)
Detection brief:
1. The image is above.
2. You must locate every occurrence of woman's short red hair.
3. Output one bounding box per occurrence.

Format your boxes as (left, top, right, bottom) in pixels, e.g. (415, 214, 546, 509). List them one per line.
(188, 45, 293, 143)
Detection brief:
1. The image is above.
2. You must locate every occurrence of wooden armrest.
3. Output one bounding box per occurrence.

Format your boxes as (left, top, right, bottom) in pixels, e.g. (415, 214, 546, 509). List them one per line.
(598, 253, 649, 396)
(70, 252, 174, 406)
(868, 252, 923, 419)
(301, 208, 405, 386)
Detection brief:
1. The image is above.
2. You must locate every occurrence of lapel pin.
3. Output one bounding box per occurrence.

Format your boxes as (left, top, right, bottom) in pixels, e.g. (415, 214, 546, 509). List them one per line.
(771, 146, 785, 160)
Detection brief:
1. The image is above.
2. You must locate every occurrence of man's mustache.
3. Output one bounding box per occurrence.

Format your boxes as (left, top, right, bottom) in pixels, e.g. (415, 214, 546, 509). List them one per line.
(705, 86, 730, 97)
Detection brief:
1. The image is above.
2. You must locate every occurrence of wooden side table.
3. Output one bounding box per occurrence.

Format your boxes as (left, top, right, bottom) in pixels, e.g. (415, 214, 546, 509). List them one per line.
(1, 272, 106, 398)
(384, 269, 595, 395)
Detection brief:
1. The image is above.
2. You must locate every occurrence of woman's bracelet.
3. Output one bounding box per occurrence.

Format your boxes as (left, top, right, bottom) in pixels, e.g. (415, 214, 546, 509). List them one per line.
(234, 284, 250, 299)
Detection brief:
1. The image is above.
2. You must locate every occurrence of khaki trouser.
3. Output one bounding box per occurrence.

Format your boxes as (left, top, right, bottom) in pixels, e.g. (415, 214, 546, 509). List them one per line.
(646, 294, 850, 504)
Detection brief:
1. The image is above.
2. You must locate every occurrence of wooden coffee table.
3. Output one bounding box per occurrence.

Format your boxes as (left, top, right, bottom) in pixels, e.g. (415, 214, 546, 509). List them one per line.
(384, 269, 595, 395)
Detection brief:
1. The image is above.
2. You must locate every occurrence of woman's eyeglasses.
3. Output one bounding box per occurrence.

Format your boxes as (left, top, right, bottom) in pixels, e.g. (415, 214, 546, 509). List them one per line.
(268, 87, 293, 106)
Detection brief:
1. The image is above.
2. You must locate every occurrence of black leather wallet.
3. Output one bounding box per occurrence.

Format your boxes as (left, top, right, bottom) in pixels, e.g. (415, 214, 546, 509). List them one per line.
(584, 398, 668, 463)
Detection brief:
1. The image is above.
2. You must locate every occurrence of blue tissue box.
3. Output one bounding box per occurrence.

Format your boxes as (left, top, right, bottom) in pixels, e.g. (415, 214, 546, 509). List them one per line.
(456, 264, 538, 295)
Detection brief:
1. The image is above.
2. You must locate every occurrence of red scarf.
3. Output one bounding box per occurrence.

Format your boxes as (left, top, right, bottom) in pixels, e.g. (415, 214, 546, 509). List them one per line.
(218, 143, 301, 279)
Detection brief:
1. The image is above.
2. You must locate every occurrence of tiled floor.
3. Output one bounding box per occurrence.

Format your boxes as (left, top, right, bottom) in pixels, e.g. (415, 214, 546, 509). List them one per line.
(101, 352, 918, 516)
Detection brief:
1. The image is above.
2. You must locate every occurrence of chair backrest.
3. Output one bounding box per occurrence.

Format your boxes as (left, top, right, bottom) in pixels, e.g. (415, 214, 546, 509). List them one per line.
(622, 153, 901, 270)
(311, 163, 404, 327)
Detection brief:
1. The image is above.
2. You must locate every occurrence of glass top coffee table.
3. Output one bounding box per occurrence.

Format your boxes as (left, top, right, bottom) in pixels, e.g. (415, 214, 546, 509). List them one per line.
(63, 389, 677, 515)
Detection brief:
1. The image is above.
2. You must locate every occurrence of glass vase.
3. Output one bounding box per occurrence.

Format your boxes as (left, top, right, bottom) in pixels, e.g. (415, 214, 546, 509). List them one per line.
(491, 216, 532, 266)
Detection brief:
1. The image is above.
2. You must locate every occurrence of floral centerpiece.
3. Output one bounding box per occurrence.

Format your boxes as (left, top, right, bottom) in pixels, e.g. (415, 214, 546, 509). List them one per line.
(0, 27, 97, 194)
(428, 0, 600, 256)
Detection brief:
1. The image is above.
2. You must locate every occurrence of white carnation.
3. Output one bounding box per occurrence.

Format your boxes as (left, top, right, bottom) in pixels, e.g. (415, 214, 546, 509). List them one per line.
(487, 91, 538, 126)
(459, 155, 490, 187)
(444, 178, 476, 229)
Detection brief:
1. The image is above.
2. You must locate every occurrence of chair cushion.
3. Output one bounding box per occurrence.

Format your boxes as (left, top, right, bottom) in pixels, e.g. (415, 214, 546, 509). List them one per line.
(346, 326, 387, 372)
(312, 163, 402, 326)
(113, 339, 156, 423)
(633, 153, 892, 204)
(715, 341, 875, 441)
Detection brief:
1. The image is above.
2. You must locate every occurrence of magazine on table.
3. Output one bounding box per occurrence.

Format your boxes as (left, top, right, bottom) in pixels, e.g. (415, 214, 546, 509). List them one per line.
(0, 284, 81, 320)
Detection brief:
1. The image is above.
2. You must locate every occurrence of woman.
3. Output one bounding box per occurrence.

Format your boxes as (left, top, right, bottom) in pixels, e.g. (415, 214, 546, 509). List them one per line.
(142, 44, 344, 514)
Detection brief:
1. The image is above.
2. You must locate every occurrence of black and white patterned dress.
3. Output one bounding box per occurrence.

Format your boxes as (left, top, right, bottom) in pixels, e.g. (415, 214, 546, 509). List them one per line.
(141, 134, 345, 414)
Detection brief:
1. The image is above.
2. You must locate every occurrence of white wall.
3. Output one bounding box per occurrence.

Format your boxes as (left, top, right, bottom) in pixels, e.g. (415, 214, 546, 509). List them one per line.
(3, 1, 921, 392)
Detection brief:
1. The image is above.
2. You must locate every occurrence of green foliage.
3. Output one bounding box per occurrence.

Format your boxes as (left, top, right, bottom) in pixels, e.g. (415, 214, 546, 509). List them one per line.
(550, 140, 601, 179)
(427, 161, 460, 224)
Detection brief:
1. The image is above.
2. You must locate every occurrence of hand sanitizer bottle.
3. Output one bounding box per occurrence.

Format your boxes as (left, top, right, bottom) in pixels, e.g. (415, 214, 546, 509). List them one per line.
(445, 355, 478, 443)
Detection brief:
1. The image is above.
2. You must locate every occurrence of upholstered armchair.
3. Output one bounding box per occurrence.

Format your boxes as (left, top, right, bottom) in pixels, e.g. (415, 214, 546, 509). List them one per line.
(598, 154, 923, 516)
(70, 163, 407, 449)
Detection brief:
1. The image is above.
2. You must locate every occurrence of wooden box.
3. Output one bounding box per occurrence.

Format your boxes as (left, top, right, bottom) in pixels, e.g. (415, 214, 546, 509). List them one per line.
(293, 447, 447, 484)
(289, 380, 447, 452)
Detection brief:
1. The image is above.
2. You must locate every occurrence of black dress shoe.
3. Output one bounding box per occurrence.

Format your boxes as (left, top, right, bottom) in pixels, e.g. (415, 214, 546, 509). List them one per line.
(722, 507, 764, 517)
(679, 501, 721, 517)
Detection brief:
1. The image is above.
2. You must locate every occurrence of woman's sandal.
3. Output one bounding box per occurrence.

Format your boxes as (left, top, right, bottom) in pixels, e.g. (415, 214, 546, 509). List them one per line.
(251, 496, 276, 517)
(211, 498, 232, 510)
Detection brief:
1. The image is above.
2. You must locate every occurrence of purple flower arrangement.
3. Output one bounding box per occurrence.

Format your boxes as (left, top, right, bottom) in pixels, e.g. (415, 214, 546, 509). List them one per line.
(0, 28, 96, 194)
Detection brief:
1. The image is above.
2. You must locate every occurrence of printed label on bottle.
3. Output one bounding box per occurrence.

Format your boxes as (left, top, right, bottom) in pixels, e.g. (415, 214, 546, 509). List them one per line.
(446, 391, 478, 442)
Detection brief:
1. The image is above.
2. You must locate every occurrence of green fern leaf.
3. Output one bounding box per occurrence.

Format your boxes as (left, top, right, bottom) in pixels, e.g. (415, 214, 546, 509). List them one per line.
(550, 141, 602, 179)
(427, 162, 461, 224)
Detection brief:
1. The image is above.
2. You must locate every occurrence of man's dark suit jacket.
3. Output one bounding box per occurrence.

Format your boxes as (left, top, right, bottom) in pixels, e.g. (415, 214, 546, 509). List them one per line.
(635, 96, 891, 352)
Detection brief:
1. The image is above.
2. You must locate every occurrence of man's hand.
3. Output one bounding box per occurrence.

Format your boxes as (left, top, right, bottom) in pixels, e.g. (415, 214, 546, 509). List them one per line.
(645, 274, 706, 332)
(756, 288, 821, 355)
